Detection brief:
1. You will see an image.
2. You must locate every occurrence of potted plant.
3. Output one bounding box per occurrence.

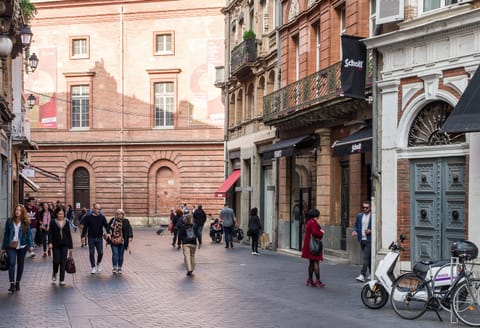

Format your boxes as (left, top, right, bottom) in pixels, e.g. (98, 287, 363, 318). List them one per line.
(243, 29, 256, 41)
(21, 0, 37, 22)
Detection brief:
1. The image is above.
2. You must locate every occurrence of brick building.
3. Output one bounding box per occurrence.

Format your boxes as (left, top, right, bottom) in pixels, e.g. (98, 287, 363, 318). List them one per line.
(24, 0, 226, 223)
(219, 0, 373, 258)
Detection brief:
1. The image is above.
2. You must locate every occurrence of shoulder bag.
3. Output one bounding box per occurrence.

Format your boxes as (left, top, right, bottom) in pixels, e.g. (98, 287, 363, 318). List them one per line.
(309, 234, 323, 256)
(0, 252, 9, 271)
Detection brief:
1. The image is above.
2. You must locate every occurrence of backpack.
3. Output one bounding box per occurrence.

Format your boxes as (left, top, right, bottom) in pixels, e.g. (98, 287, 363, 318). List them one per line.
(111, 219, 124, 245)
(185, 225, 196, 242)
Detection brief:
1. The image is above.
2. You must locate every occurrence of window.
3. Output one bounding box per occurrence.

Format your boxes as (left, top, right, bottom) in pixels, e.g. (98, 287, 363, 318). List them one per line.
(154, 32, 174, 55)
(423, 0, 458, 12)
(154, 82, 175, 127)
(315, 23, 321, 71)
(70, 37, 89, 59)
(71, 85, 90, 128)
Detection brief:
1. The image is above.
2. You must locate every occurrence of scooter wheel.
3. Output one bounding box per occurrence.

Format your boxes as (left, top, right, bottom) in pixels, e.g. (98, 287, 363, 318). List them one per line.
(361, 283, 388, 309)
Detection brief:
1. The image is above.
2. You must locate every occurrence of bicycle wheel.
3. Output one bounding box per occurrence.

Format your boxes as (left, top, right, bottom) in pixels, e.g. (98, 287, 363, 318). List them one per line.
(390, 273, 430, 320)
(453, 280, 480, 326)
(361, 283, 388, 309)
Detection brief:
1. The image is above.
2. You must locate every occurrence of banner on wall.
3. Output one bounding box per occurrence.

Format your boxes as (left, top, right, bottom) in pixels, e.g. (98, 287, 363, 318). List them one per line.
(341, 35, 367, 100)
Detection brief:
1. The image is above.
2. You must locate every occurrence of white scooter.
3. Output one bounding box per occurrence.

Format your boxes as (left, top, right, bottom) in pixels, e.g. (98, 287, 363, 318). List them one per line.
(361, 234, 456, 310)
(360, 234, 406, 309)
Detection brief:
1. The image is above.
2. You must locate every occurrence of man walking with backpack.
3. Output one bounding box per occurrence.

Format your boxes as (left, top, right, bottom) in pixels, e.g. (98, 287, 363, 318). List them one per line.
(193, 204, 207, 244)
(177, 213, 201, 276)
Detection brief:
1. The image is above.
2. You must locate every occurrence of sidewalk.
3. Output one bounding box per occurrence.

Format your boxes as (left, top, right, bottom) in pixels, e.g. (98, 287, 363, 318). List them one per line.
(0, 228, 453, 328)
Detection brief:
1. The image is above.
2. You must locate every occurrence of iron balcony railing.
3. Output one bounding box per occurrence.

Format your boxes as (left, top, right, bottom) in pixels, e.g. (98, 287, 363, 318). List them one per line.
(263, 62, 341, 122)
(231, 39, 257, 74)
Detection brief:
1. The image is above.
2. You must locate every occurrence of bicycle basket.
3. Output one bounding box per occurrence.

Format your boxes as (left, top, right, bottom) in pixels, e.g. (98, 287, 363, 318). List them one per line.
(451, 240, 478, 261)
(413, 262, 429, 278)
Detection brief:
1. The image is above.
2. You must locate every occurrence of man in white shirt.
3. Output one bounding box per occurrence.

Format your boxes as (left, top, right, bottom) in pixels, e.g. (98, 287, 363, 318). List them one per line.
(352, 201, 371, 282)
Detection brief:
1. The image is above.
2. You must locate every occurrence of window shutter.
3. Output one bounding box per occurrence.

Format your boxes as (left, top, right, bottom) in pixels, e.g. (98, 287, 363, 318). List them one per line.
(376, 0, 404, 25)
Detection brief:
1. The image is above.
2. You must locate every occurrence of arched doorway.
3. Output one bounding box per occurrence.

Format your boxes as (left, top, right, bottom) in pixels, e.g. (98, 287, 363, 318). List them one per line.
(408, 101, 466, 261)
(73, 167, 90, 217)
(155, 166, 179, 216)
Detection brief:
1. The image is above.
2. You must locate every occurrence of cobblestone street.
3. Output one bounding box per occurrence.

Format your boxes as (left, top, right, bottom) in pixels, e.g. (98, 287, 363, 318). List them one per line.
(0, 228, 458, 328)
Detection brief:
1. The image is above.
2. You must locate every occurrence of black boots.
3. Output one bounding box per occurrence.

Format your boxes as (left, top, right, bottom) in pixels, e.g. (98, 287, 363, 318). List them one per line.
(8, 283, 14, 294)
(15, 282, 20, 291)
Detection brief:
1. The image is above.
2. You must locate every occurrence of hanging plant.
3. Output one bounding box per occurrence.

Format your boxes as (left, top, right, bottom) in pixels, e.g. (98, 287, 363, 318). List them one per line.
(21, 0, 37, 23)
(243, 29, 256, 41)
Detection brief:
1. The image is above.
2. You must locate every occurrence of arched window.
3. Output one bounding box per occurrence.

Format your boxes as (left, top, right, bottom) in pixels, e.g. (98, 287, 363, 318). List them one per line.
(408, 101, 465, 147)
(73, 167, 90, 212)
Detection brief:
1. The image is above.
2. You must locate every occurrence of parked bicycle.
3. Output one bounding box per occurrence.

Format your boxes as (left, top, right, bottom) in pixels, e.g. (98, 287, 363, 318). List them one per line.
(390, 240, 480, 326)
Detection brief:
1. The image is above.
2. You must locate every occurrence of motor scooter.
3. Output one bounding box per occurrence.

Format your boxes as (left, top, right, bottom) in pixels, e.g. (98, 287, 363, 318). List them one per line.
(209, 218, 223, 243)
(361, 234, 456, 310)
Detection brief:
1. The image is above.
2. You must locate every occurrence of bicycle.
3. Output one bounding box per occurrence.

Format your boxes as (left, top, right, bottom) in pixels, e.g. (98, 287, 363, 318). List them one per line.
(390, 240, 480, 326)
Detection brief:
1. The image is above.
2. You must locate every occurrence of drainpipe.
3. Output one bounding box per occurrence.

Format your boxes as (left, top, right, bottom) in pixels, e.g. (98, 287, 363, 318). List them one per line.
(272, 0, 283, 250)
(224, 13, 231, 182)
(120, 5, 125, 210)
(6, 123, 12, 219)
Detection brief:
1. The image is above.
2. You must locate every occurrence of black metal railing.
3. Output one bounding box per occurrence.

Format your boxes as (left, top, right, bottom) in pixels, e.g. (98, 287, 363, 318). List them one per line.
(263, 62, 341, 122)
(231, 39, 257, 74)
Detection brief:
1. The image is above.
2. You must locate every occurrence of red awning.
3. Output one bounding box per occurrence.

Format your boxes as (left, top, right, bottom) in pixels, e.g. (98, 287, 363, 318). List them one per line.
(214, 170, 241, 198)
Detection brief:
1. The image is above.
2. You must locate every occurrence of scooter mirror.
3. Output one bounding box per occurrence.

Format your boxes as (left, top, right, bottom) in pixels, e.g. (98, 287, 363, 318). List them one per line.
(400, 234, 406, 242)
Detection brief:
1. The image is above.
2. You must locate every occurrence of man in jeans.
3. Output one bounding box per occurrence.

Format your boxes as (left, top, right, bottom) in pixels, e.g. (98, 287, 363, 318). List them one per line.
(81, 203, 110, 274)
(220, 203, 236, 249)
(193, 204, 207, 244)
(352, 201, 372, 282)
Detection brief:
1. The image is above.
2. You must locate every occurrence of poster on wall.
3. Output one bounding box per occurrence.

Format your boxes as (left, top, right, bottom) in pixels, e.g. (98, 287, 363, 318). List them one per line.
(341, 35, 367, 100)
(24, 48, 57, 128)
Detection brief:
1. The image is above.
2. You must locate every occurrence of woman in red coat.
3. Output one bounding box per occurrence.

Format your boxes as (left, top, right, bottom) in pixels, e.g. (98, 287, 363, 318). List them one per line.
(301, 208, 325, 287)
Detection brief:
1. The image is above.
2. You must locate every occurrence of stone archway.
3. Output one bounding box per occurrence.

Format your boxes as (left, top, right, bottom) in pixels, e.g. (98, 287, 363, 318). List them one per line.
(148, 160, 180, 217)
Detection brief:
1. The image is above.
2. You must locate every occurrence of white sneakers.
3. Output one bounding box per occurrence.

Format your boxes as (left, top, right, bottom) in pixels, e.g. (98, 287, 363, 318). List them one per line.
(355, 274, 371, 282)
(96, 263, 102, 273)
(117, 268, 123, 275)
(59, 281, 66, 286)
(112, 267, 118, 275)
(90, 267, 97, 274)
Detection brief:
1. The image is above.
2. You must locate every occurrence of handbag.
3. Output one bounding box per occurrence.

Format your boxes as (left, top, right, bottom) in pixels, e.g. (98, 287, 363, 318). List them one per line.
(309, 235, 323, 256)
(168, 222, 174, 233)
(66, 256, 76, 274)
(0, 252, 9, 271)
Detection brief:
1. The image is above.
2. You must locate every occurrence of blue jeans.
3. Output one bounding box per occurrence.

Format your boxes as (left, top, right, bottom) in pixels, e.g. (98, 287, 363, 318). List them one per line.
(111, 243, 125, 268)
(88, 237, 104, 268)
(6, 247, 27, 283)
(224, 226, 234, 247)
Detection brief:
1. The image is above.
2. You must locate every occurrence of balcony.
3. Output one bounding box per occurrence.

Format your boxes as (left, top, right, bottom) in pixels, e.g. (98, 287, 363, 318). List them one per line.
(263, 61, 372, 130)
(230, 39, 257, 78)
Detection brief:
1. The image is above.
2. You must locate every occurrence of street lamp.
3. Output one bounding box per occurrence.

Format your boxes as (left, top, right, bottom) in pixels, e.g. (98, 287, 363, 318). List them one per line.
(0, 33, 13, 70)
(20, 25, 38, 73)
(27, 94, 36, 110)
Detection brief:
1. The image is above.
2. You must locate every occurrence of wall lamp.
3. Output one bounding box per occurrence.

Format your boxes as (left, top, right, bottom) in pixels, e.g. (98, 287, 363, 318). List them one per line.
(0, 33, 13, 70)
(20, 25, 38, 73)
(27, 94, 36, 110)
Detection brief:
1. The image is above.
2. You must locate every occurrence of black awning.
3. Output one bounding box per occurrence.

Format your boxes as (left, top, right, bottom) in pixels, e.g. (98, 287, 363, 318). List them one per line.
(332, 127, 372, 157)
(441, 66, 480, 133)
(260, 134, 318, 159)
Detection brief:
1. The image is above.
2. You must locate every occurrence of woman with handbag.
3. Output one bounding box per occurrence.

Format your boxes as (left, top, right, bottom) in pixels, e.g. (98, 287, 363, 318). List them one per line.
(247, 207, 263, 255)
(107, 209, 133, 275)
(1, 204, 34, 294)
(48, 207, 73, 286)
(301, 208, 325, 288)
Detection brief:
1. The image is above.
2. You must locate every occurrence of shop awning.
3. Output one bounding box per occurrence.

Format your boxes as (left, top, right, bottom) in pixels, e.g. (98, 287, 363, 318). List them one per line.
(441, 66, 480, 133)
(332, 127, 372, 157)
(22, 164, 60, 181)
(20, 173, 39, 192)
(214, 170, 241, 198)
(260, 134, 318, 159)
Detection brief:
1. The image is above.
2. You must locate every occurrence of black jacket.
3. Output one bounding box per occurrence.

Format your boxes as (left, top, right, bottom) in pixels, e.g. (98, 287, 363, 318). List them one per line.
(81, 213, 109, 239)
(177, 223, 200, 246)
(48, 220, 73, 249)
(248, 215, 263, 234)
(193, 209, 207, 226)
(107, 217, 133, 250)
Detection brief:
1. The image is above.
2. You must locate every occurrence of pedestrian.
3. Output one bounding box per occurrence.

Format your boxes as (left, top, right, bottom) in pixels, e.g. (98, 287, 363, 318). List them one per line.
(192, 204, 207, 244)
(1, 204, 34, 294)
(48, 207, 73, 286)
(107, 209, 133, 275)
(182, 203, 189, 214)
(81, 203, 110, 274)
(66, 204, 77, 232)
(24, 197, 38, 258)
(38, 202, 54, 257)
(247, 207, 263, 255)
(171, 208, 183, 247)
(352, 201, 372, 282)
(219, 203, 236, 248)
(78, 207, 88, 247)
(177, 213, 201, 276)
(301, 208, 325, 288)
